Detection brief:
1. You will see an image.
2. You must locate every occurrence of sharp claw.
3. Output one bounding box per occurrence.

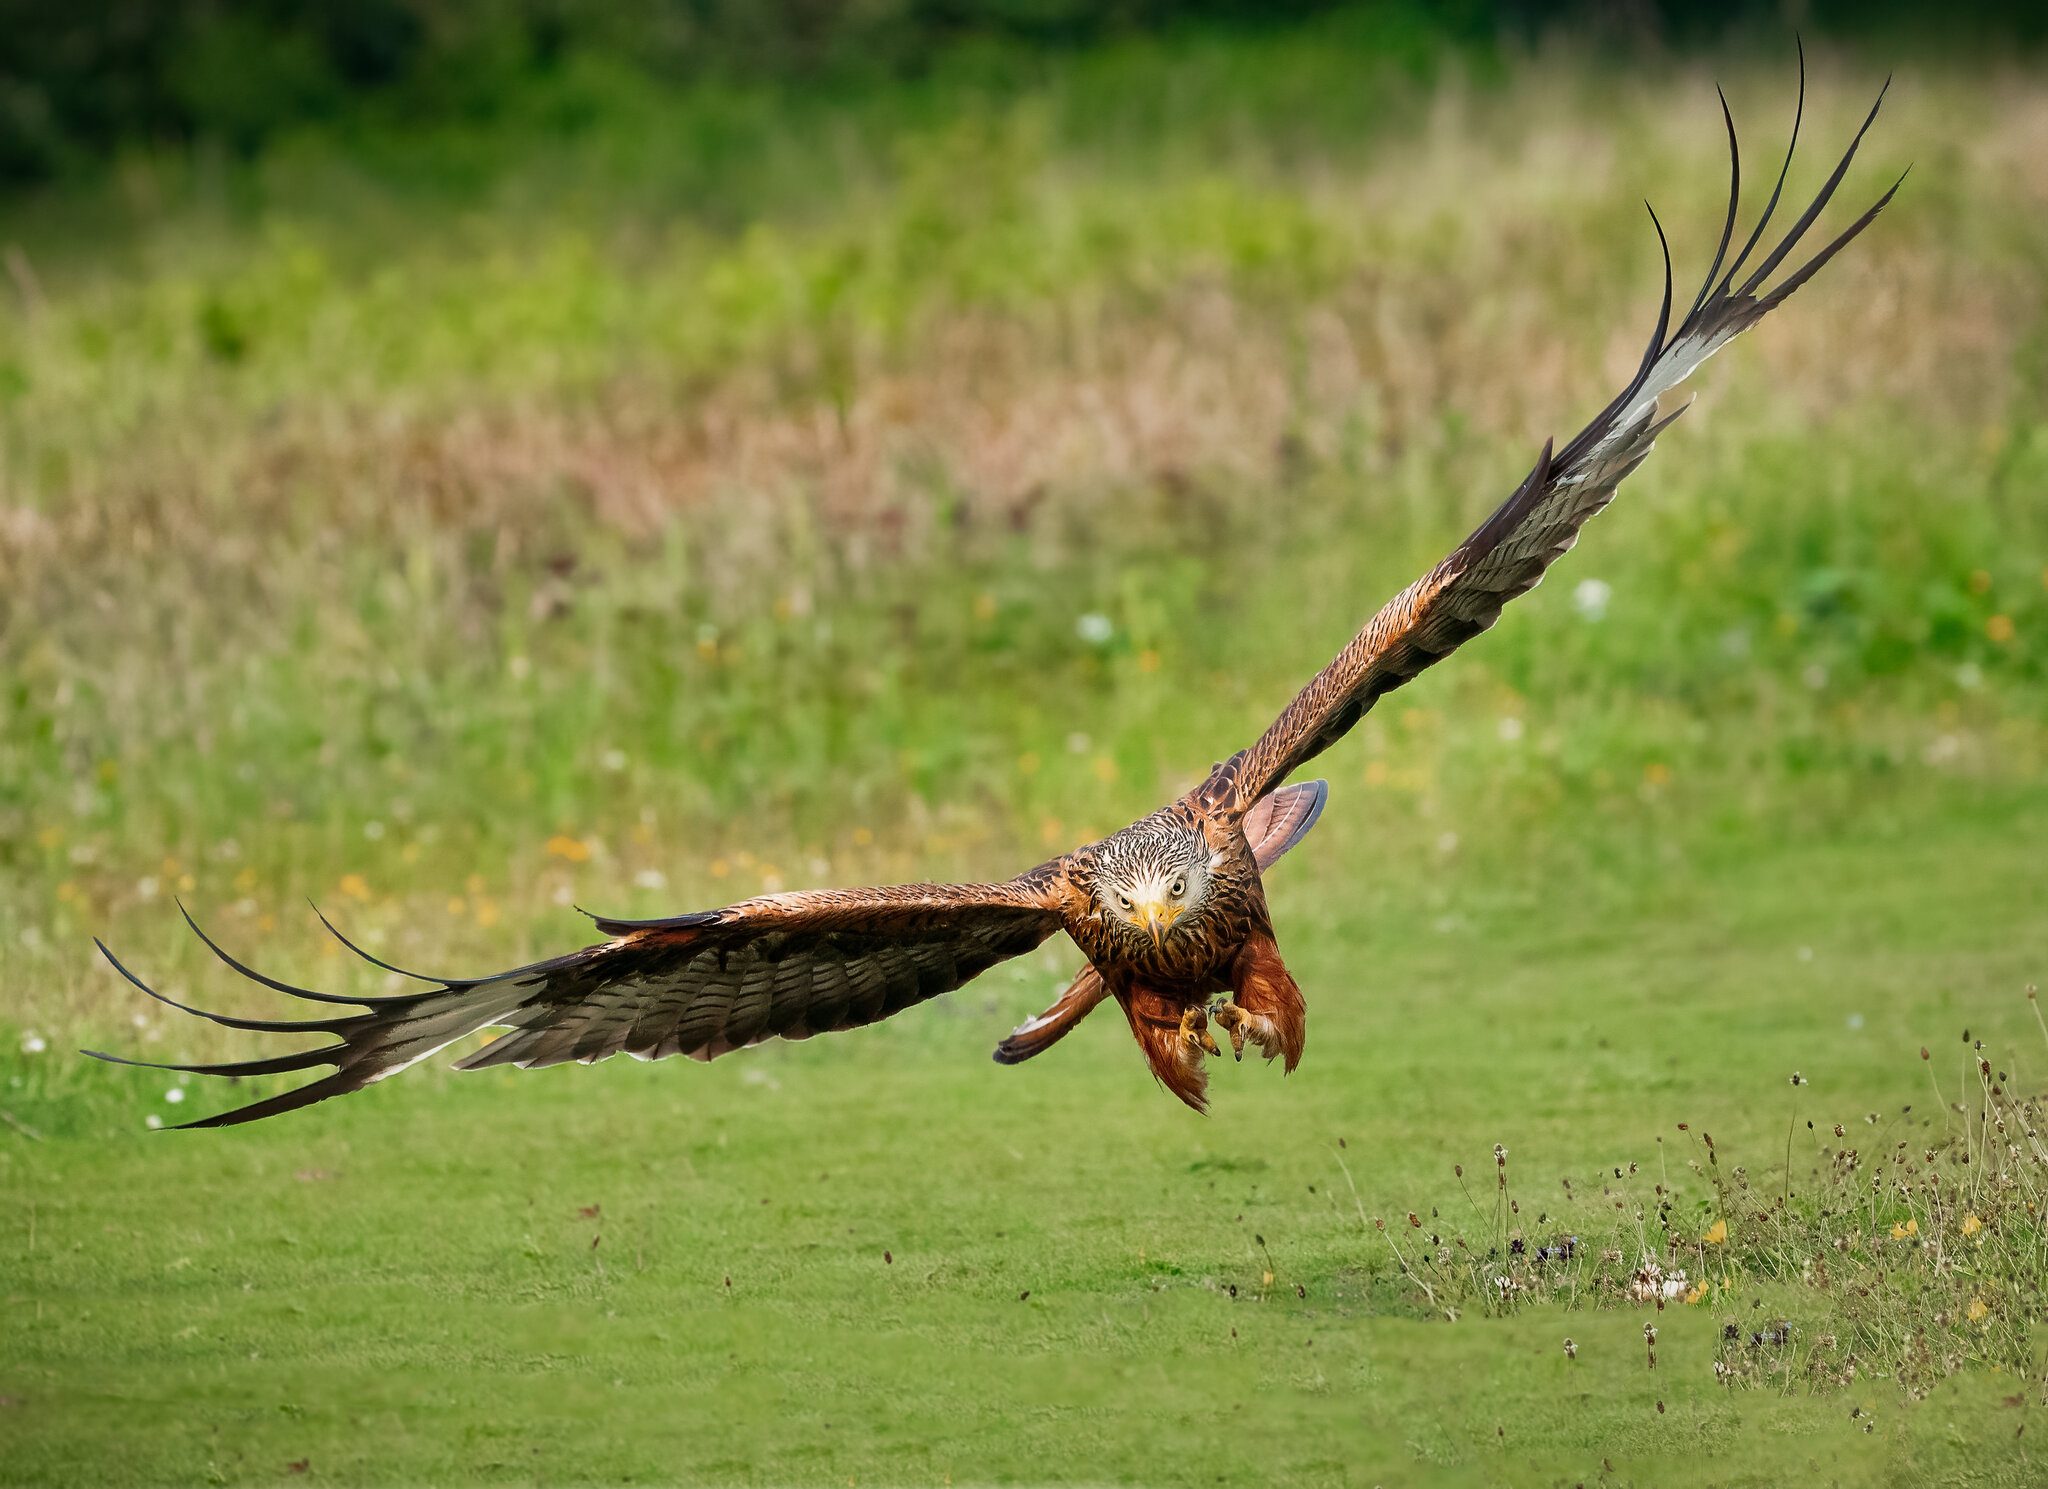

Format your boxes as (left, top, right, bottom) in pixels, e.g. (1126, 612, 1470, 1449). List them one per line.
(1177, 1005, 1220, 1058)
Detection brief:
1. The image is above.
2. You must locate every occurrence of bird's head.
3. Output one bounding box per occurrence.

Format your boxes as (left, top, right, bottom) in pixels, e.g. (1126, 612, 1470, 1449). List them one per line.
(1094, 825, 1218, 949)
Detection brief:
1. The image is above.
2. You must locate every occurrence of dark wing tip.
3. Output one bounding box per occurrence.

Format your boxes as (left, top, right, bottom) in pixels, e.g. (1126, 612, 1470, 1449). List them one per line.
(308, 899, 458, 986)
(175, 898, 409, 1008)
(163, 1072, 366, 1130)
(585, 907, 724, 937)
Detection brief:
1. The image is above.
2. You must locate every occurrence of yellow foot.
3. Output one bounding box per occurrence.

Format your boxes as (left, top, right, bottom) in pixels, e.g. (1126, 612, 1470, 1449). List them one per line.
(1211, 1000, 1278, 1063)
(1178, 1003, 1221, 1058)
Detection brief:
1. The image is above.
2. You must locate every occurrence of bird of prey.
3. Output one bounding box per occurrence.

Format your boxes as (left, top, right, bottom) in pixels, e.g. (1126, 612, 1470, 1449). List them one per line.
(89, 64, 1899, 1126)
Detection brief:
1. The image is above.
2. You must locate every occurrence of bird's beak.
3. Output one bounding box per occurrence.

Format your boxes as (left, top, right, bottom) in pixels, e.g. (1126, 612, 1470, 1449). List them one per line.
(1137, 902, 1182, 948)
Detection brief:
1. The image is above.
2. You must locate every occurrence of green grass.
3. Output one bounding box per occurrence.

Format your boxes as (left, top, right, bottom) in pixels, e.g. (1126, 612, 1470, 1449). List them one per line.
(6, 782, 2047, 1485)
(4, 20, 2048, 1486)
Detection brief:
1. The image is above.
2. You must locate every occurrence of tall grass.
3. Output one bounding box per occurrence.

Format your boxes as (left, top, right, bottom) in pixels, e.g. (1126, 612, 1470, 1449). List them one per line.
(1, 34, 2043, 1043)
(1350, 991, 2048, 1397)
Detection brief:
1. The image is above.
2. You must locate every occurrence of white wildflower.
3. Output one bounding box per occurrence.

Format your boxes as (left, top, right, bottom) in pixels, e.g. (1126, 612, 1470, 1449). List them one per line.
(1075, 613, 1114, 645)
(20, 1031, 47, 1055)
(633, 868, 668, 891)
(1496, 716, 1524, 742)
(164, 1087, 185, 1105)
(1573, 578, 1611, 621)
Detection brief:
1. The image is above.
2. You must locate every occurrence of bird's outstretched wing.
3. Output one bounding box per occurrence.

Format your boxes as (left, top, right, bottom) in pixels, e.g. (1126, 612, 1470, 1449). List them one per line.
(86, 873, 1066, 1128)
(991, 778, 1328, 1065)
(1222, 61, 1902, 813)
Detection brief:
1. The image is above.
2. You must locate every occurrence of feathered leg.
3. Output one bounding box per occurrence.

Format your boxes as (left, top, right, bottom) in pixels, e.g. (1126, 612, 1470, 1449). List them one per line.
(1213, 933, 1305, 1071)
(1118, 985, 1212, 1113)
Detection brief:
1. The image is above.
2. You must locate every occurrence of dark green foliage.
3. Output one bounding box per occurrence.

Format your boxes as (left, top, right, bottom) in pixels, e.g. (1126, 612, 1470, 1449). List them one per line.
(2, 0, 2044, 187)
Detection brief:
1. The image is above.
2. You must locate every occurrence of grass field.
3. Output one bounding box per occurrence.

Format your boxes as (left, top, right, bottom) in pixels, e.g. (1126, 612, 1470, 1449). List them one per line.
(4, 17, 2048, 1485)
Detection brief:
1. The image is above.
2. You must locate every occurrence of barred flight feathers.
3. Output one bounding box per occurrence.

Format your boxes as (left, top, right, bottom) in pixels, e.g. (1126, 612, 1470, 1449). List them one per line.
(85, 878, 1064, 1128)
(1227, 57, 1902, 811)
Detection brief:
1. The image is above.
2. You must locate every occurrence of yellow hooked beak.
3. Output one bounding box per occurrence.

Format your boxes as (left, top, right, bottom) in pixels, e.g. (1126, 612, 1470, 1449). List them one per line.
(1136, 901, 1183, 948)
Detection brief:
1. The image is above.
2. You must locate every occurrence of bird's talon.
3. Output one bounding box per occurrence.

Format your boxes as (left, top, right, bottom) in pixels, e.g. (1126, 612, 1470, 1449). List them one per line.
(1178, 1004, 1221, 1057)
(1211, 1000, 1250, 1060)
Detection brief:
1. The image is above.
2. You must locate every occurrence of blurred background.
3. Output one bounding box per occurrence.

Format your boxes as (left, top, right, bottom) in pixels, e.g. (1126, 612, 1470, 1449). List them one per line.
(0, 0, 2042, 1080)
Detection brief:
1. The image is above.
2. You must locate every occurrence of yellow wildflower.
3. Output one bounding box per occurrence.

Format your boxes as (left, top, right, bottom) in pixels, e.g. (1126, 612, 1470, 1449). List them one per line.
(1702, 1219, 1728, 1246)
(36, 825, 62, 850)
(1683, 1282, 1707, 1305)
(972, 592, 997, 622)
(545, 835, 592, 863)
(474, 898, 501, 929)
(1961, 1213, 1982, 1237)
(338, 873, 371, 902)
(1985, 614, 2015, 644)
(1092, 755, 1118, 783)
(1643, 762, 1672, 787)
(1966, 1297, 1989, 1322)
(1890, 1217, 1920, 1240)
(1137, 649, 1161, 673)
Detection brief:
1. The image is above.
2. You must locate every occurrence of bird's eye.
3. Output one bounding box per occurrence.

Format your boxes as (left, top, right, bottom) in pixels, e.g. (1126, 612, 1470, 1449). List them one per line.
(1170, 877, 1186, 898)
(1117, 893, 1132, 911)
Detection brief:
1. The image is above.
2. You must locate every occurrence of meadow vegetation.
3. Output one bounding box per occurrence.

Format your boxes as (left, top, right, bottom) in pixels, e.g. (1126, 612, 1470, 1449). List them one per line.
(3, 17, 2047, 1485)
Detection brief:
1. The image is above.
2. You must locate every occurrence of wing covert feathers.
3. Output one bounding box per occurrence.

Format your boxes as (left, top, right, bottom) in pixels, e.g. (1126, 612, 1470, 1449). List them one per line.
(1228, 60, 1899, 810)
(88, 878, 1063, 1127)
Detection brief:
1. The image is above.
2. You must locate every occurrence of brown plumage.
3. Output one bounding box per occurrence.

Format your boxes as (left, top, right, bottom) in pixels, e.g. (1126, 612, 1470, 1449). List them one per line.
(87, 63, 1899, 1125)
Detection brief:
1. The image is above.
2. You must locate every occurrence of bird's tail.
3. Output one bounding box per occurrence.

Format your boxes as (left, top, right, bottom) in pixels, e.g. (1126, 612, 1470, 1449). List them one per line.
(992, 966, 1109, 1064)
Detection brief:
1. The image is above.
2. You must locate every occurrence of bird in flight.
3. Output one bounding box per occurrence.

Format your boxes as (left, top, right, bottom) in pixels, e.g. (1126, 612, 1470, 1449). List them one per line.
(90, 62, 1899, 1126)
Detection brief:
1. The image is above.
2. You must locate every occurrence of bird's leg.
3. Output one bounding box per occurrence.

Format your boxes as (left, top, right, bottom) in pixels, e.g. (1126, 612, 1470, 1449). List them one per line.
(1213, 934, 1306, 1070)
(1178, 1002, 1221, 1058)
(1209, 998, 1277, 1063)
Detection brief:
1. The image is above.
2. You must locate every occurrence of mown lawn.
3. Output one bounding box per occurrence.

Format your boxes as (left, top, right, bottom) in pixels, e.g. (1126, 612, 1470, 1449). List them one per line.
(5, 776, 2046, 1486)
(4, 18, 2048, 1486)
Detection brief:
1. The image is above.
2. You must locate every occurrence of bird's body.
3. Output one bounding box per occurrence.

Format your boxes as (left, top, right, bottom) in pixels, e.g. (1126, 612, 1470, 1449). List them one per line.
(88, 60, 1901, 1126)
(1048, 790, 1302, 1109)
